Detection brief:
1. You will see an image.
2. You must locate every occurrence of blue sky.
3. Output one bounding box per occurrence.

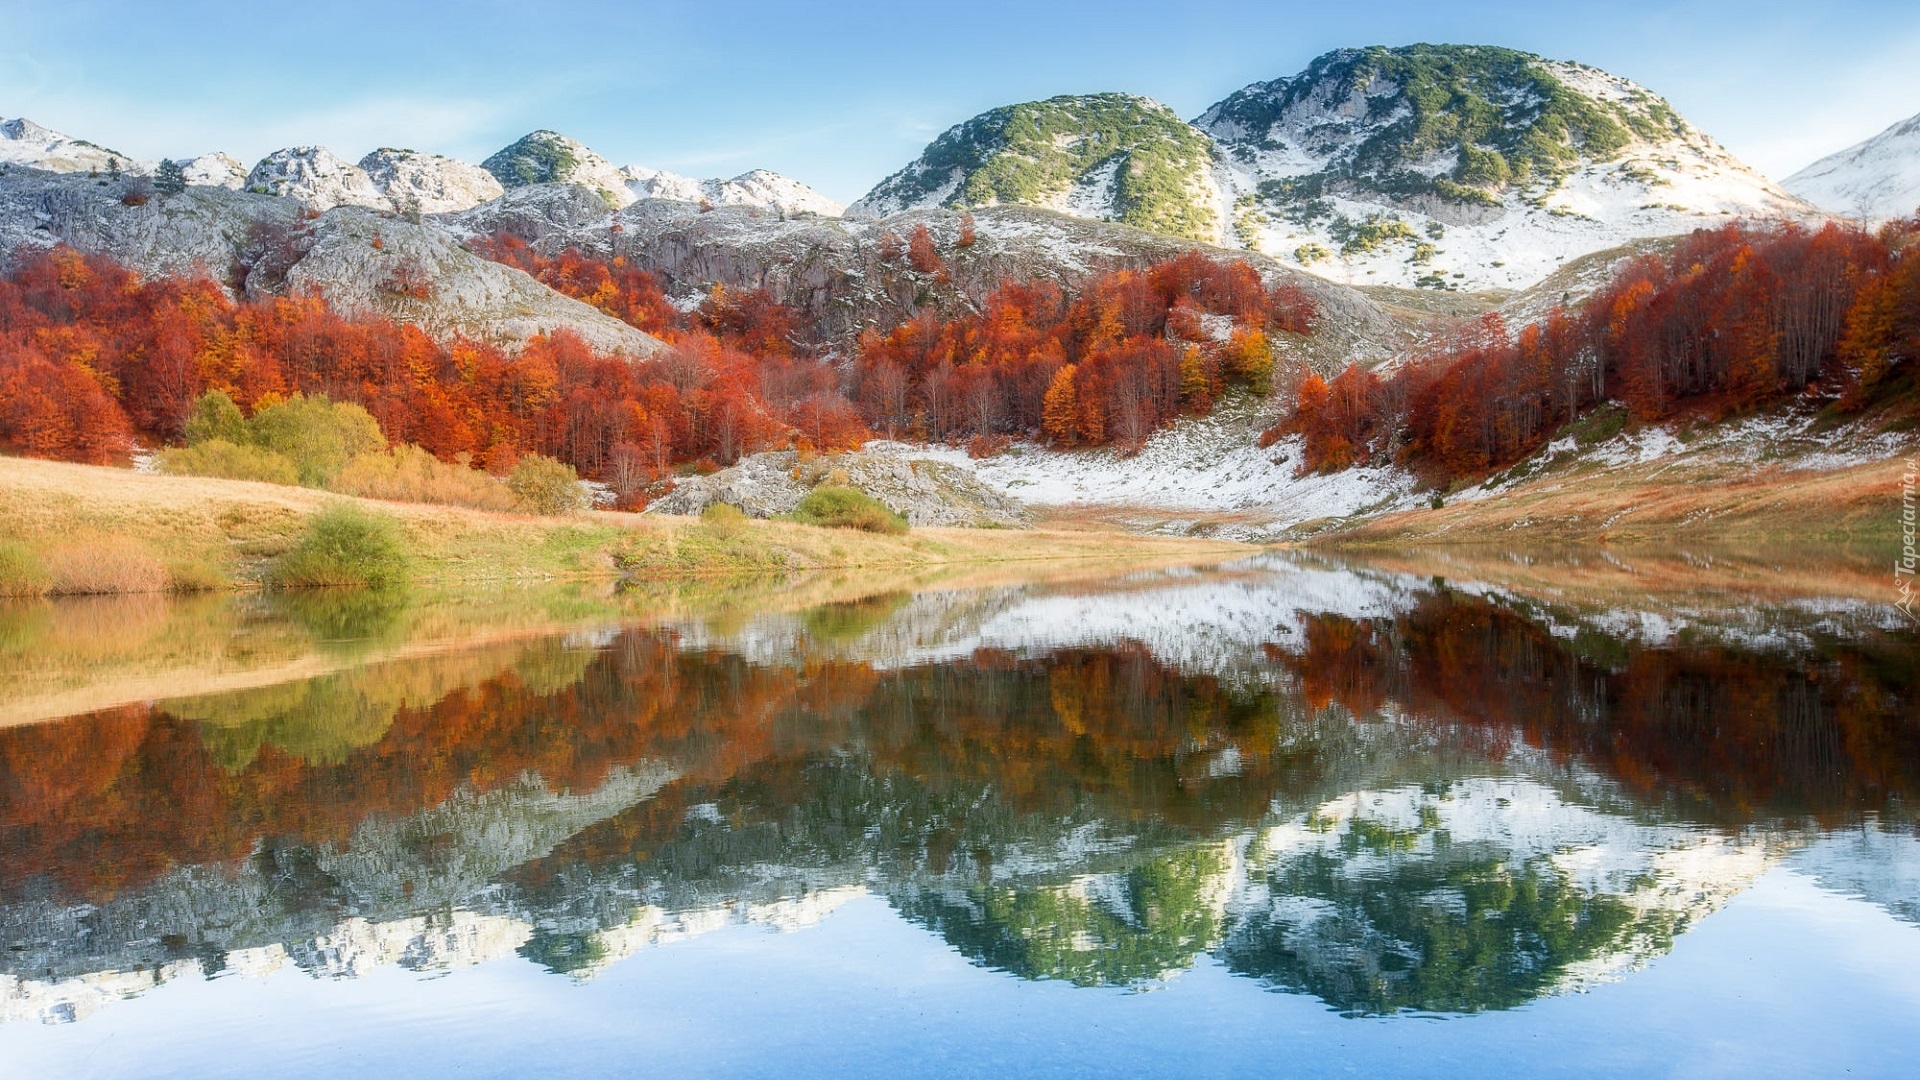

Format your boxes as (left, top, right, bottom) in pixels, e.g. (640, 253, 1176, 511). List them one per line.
(3, 0, 1918, 202)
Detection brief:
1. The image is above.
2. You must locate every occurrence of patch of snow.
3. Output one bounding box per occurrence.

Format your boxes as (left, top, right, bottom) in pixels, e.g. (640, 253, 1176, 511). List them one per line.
(179, 152, 247, 190)
(1784, 110, 1920, 222)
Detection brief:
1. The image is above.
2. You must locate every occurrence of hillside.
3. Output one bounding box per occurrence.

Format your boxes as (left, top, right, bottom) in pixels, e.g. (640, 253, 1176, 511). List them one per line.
(1784, 109, 1920, 222)
(0, 168, 665, 356)
(849, 94, 1222, 241)
(450, 187, 1410, 356)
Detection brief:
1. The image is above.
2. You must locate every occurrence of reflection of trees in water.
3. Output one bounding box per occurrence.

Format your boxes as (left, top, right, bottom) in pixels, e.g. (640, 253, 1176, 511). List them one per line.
(1265, 591, 1920, 824)
(1, 580, 1917, 1016)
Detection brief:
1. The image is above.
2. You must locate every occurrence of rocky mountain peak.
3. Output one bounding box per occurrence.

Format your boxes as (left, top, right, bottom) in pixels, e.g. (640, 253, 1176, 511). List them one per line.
(482, 130, 632, 209)
(180, 152, 248, 190)
(246, 146, 390, 211)
(0, 116, 144, 175)
(621, 163, 846, 217)
(1197, 43, 1815, 290)
(358, 148, 505, 214)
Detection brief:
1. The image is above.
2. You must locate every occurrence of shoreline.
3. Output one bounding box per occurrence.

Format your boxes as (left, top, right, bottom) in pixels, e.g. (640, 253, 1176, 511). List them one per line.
(0, 456, 1250, 596)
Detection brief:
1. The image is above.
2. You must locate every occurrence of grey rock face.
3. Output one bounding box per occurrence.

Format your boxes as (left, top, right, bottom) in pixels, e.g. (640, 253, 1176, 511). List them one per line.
(359, 148, 505, 214)
(650, 447, 1032, 528)
(246, 146, 391, 211)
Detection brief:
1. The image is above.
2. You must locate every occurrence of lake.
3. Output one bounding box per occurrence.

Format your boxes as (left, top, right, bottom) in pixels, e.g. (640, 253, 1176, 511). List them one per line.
(2, 551, 1917, 1078)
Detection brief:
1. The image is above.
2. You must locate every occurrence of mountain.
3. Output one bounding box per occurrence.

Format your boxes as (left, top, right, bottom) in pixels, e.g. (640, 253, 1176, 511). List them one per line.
(245, 146, 389, 210)
(1784, 110, 1920, 222)
(0, 167, 664, 357)
(482, 129, 843, 217)
(0, 116, 146, 175)
(623, 164, 845, 217)
(482, 129, 633, 208)
(449, 187, 1403, 357)
(855, 47, 1816, 290)
(848, 93, 1222, 241)
(358, 147, 504, 214)
(1201, 45, 1812, 290)
(179, 151, 247, 189)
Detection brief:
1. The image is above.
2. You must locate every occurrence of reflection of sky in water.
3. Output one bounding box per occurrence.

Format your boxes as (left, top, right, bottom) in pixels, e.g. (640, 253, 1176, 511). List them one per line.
(6, 874, 1920, 1079)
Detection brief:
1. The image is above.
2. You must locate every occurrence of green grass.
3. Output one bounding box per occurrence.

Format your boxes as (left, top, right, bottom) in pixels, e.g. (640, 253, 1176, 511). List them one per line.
(0, 540, 49, 597)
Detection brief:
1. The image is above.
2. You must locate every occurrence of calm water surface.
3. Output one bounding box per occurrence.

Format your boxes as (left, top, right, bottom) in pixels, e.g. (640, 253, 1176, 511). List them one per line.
(1, 553, 1917, 1078)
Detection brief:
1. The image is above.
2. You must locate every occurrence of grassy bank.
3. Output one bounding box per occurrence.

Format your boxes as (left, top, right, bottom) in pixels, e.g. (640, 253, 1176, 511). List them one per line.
(1314, 449, 1912, 554)
(0, 456, 1248, 595)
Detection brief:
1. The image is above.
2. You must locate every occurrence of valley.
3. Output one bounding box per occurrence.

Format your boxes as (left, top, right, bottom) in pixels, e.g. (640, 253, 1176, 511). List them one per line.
(0, 41, 1915, 569)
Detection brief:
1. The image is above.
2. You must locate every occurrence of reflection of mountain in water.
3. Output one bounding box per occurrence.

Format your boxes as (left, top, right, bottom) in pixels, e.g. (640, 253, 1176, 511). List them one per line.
(2, 556, 1915, 1023)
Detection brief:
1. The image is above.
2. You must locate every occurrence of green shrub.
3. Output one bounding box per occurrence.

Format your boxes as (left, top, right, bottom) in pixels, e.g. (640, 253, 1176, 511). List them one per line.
(786, 486, 908, 534)
(172, 390, 384, 488)
(0, 540, 49, 597)
(156, 439, 301, 485)
(507, 454, 588, 515)
(700, 501, 748, 535)
(333, 445, 518, 511)
(270, 504, 411, 589)
(183, 389, 249, 446)
(166, 559, 230, 593)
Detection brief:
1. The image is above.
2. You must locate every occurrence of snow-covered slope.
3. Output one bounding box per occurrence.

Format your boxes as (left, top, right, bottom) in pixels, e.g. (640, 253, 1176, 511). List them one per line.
(622, 164, 844, 217)
(1200, 45, 1816, 291)
(245, 146, 390, 211)
(1784, 110, 1920, 222)
(0, 117, 145, 175)
(358, 147, 504, 214)
(179, 151, 247, 189)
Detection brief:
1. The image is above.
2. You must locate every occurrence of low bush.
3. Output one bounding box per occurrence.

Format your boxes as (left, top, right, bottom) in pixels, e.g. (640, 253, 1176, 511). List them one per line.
(700, 501, 748, 536)
(270, 504, 411, 589)
(786, 486, 907, 535)
(333, 445, 518, 511)
(166, 559, 230, 593)
(0, 540, 50, 597)
(156, 439, 301, 485)
(44, 536, 170, 595)
(507, 453, 588, 515)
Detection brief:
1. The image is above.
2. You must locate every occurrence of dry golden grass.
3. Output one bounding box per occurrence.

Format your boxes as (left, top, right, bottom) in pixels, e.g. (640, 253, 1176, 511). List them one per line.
(1322, 454, 1912, 552)
(0, 456, 1250, 593)
(330, 445, 520, 512)
(43, 534, 172, 595)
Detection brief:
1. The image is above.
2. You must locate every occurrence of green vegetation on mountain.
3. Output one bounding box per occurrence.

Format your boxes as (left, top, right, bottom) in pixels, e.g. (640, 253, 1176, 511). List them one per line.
(863, 94, 1219, 241)
(481, 130, 583, 188)
(1209, 44, 1693, 208)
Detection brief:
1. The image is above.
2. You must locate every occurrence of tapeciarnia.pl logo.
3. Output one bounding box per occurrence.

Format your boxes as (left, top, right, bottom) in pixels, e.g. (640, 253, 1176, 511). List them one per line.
(1899, 455, 1918, 623)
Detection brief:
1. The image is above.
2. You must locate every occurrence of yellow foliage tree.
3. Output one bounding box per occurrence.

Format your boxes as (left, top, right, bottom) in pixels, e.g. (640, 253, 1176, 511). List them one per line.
(1041, 364, 1080, 445)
